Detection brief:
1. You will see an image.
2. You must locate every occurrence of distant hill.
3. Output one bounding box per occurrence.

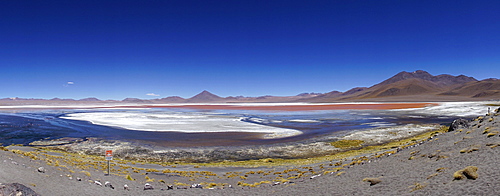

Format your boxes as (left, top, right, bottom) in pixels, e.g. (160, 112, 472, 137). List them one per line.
(375, 70, 477, 88)
(301, 70, 494, 102)
(1, 70, 499, 104)
(186, 90, 225, 103)
(78, 97, 101, 102)
(440, 79, 500, 98)
(155, 96, 186, 103)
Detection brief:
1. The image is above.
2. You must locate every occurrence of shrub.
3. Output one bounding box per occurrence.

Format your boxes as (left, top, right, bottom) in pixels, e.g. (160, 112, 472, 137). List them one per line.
(410, 182, 427, 192)
(436, 167, 447, 172)
(125, 175, 135, 181)
(261, 158, 273, 163)
(427, 173, 439, 179)
(486, 143, 499, 148)
(454, 166, 478, 180)
(362, 178, 381, 186)
(487, 131, 498, 137)
(80, 171, 91, 177)
(460, 146, 479, 153)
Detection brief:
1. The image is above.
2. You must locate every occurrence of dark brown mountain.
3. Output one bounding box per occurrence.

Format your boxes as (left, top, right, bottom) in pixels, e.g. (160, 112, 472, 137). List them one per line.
(374, 70, 477, 88)
(350, 70, 480, 100)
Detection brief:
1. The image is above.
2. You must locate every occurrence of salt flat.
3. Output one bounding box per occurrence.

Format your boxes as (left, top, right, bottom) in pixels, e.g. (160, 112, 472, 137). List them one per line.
(61, 111, 303, 139)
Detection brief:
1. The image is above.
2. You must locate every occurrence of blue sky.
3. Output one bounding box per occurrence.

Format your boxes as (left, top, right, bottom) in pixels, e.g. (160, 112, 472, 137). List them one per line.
(1, 0, 499, 100)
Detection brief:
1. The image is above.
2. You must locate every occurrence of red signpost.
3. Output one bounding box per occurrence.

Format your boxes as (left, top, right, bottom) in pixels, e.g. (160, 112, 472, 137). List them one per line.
(105, 150, 112, 175)
(105, 150, 113, 160)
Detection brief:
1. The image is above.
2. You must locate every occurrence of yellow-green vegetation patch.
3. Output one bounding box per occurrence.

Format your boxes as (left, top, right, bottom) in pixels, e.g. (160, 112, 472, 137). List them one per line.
(7, 125, 447, 174)
(330, 140, 364, 149)
(187, 126, 448, 167)
(237, 180, 272, 187)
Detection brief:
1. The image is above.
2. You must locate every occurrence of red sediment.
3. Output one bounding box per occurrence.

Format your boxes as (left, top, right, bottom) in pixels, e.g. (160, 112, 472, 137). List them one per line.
(113, 103, 437, 111)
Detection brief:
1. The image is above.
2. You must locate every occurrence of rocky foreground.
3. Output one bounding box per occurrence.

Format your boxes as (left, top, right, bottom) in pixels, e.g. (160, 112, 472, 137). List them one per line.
(1, 108, 499, 196)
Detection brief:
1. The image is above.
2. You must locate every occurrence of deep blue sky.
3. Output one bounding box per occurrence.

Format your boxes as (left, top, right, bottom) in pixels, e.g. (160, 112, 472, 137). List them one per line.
(1, 0, 499, 100)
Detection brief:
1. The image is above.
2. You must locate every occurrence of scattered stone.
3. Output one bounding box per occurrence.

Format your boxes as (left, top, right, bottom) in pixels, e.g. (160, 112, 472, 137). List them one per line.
(37, 167, 46, 173)
(144, 183, 154, 190)
(105, 181, 114, 189)
(449, 118, 470, 132)
(0, 183, 40, 196)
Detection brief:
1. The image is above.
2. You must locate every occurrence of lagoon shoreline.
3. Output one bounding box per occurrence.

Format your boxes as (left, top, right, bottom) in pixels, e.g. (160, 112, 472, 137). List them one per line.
(1, 104, 499, 195)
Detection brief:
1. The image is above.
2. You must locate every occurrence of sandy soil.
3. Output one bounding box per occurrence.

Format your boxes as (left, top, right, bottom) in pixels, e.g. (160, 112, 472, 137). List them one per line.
(1, 110, 499, 195)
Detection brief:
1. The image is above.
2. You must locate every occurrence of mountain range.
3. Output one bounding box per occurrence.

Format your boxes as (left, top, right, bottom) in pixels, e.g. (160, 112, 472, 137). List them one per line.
(2, 70, 500, 105)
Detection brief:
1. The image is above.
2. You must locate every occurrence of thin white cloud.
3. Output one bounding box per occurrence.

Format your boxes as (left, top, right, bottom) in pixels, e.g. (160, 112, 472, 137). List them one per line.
(146, 93, 160, 97)
(63, 81, 75, 87)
